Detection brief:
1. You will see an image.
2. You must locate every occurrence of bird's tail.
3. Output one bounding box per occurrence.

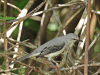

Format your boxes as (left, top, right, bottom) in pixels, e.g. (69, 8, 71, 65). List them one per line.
(9, 53, 32, 66)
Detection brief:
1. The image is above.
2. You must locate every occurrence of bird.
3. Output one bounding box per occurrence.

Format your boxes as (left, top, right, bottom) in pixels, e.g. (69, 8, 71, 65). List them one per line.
(9, 33, 81, 66)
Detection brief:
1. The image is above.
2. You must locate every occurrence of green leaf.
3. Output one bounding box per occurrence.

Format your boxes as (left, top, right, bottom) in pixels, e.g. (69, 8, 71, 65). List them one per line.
(0, 16, 16, 20)
(18, 65, 26, 74)
(2, 65, 5, 70)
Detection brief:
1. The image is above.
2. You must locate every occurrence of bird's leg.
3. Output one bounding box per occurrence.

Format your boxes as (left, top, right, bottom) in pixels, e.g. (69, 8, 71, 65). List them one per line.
(50, 58, 60, 71)
(51, 59, 60, 70)
(48, 58, 56, 67)
(48, 57, 60, 69)
(51, 58, 57, 64)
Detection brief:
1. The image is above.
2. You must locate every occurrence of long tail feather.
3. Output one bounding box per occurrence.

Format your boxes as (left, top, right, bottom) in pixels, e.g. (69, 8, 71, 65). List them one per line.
(9, 53, 33, 66)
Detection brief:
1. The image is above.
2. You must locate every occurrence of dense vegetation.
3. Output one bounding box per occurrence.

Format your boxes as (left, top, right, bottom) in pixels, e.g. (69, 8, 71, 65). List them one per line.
(0, 0, 100, 75)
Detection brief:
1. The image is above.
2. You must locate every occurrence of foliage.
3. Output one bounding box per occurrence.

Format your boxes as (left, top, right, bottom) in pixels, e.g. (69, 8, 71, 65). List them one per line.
(0, 16, 16, 20)
(0, 0, 100, 75)
(24, 19, 40, 33)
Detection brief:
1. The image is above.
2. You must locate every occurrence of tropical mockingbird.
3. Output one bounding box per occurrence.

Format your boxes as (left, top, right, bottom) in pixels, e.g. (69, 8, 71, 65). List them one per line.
(9, 33, 81, 66)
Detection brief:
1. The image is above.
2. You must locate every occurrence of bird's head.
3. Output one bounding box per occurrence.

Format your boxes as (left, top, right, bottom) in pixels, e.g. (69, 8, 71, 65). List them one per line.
(64, 33, 83, 43)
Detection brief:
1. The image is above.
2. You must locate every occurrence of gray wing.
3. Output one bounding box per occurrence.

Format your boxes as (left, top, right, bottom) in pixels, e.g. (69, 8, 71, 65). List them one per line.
(38, 42, 65, 56)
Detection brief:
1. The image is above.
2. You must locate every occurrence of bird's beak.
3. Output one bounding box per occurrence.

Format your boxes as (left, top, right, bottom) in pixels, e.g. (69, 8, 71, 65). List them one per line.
(71, 38, 83, 42)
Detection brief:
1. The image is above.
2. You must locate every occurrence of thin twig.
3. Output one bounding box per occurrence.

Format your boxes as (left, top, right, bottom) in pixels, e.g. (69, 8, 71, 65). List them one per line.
(0, 34, 37, 49)
(2, 1, 46, 35)
(84, 0, 91, 74)
(91, 10, 100, 15)
(56, 63, 61, 75)
(5, 39, 28, 54)
(3, 0, 9, 74)
(1, 0, 21, 12)
(0, 1, 84, 26)
(0, 35, 55, 68)
(0, 66, 26, 72)
(55, 6, 85, 38)
(0, 53, 48, 75)
(75, 32, 100, 66)
(49, 62, 100, 73)
(3, 0, 35, 38)
(92, 68, 100, 75)
(11, 6, 24, 68)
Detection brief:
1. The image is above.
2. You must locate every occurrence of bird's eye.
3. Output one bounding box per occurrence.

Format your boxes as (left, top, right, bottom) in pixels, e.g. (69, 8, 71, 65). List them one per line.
(71, 37, 83, 42)
(71, 37, 77, 40)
